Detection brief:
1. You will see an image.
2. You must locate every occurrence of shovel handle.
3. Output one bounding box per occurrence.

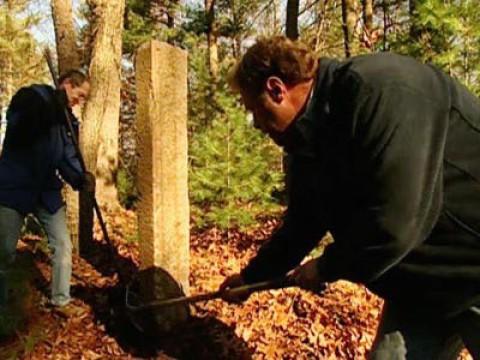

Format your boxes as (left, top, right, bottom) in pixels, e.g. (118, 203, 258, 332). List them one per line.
(224, 275, 295, 298)
(126, 275, 296, 312)
(43, 47, 112, 246)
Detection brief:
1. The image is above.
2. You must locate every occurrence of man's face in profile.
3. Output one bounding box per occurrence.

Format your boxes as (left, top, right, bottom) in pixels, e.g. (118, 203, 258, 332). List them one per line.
(63, 80, 90, 108)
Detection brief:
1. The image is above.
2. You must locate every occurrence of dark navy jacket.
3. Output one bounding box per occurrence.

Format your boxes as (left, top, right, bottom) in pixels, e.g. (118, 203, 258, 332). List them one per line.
(0, 85, 84, 215)
(241, 53, 480, 316)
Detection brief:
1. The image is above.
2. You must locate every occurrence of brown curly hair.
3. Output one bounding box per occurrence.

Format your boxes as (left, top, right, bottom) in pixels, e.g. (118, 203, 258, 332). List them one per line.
(58, 69, 89, 87)
(229, 36, 318, 95)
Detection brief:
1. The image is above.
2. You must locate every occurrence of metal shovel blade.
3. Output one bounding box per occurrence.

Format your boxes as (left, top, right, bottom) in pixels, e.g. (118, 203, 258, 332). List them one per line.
(124, 267, 296, 336)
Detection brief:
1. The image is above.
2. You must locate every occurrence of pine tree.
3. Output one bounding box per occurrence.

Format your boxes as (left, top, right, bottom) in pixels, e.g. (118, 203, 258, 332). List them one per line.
(189, 89, 283, 229)
(390, 0, 480, 94)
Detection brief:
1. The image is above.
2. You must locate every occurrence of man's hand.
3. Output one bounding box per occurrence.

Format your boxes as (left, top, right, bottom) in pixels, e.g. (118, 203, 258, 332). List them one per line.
(219, 274, 251, 304)
(291, 258, 326, 293)
(83, 171, 96, 193)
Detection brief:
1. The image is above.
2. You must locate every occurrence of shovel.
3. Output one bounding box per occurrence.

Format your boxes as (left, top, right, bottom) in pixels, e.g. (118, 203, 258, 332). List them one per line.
(43, 47, 112, 247)
(124, 267, 296, 335)
(126, 275, 296, 312)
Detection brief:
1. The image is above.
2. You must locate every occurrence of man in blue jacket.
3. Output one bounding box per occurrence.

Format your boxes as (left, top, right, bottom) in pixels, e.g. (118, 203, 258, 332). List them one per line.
(220, 36, 480, 359)
(0, 70, 93, 310)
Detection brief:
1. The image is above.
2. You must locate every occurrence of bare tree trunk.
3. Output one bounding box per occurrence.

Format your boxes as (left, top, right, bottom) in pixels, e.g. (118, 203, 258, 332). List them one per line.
(4, 53, 13, 117)
(50, 0, 83, 253)
(341, 0, 357, 57)
(167, 0, 179, 28)
(204, 0, 218, 126)
(80, 0, 125, 246)
(229, 0, 242, 58)
(205, 0, 219, 80)
(314, 0, 328, 52)
(360, 0, 375, 50)
(382, 0, 388, 51)
(4, 3, 14, 107)
(409, 0, 416, 33)
(409, 0, 426, 40)
(284, 0, 300, 201)
(409, 0, 417, 38)
(286, 0, 299, 40)
(1, 56, 13, 150)
(51, 0, 81, 73)
(149, 0, 179, 29)
(363, 0, 373, 34)
(272, 0, 280, 34)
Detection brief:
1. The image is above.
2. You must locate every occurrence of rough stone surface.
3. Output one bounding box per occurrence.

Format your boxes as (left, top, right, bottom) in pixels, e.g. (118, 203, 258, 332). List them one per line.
(136, 40, 190, 293)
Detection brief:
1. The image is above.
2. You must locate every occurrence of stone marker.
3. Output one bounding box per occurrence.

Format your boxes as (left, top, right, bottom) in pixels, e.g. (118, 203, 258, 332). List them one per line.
(136, 40, 190, 293)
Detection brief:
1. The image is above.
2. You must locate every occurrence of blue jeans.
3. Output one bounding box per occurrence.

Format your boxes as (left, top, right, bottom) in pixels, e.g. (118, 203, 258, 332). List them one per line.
(370, 302, 480, 360)
(0, 205, 72, 307)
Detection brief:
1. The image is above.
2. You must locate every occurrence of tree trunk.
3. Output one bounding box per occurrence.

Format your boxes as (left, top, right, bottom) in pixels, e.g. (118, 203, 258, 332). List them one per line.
(167, 0, 179, 28)
(381, 0, 389, 51)
(409, 0, 426, 40)
(314, 0, 328, 52)
(149, 0, 179, 29)
(284, 0, 300, 201)
(363, 0, 373, 34)
(409, 0, 416, 24)
(1, 56, 12, 148)
(361, 0, 375, 50)
(81, 0, 125, 245)
(50, 0, 83, 253)
(341, 0, 357, 57)
(4, 3, 14, 108)
(229, 0, 242, 58)
(51, 0, 81, 73)
(285, 0, 299, 40)
(272, 0, 280, 34)
(205, 0, 219, 80)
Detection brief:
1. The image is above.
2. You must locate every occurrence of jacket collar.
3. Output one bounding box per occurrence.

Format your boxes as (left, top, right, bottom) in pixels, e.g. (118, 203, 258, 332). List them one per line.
(284, 58, 340, 157)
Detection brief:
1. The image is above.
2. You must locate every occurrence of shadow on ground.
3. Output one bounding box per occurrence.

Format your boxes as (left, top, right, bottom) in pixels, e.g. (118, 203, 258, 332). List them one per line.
(0, 249, 47, 359)
(73, 240, 253, 359)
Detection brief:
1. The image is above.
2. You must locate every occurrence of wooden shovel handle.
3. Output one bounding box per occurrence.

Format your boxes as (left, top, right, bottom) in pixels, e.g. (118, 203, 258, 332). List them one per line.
(126, 275, 296, 311)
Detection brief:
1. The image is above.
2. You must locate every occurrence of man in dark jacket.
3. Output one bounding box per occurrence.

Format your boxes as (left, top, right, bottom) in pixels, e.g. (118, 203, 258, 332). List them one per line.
(220, 36, 480, 359)
(0, 70, 92, 310)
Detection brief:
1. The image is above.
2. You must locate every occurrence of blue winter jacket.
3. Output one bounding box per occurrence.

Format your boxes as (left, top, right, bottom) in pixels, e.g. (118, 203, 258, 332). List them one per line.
(0, 84, 84, 215)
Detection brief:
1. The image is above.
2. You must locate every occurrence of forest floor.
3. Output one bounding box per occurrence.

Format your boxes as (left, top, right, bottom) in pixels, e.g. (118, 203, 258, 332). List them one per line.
(0, 208, 473, 359)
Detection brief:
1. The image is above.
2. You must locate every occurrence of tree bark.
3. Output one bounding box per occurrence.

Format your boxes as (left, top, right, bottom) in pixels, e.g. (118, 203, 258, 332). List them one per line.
(409, 0, 426, 40)
(81, 0, 125, 245)
(4, 2, 14, 112)
(341, 0, 357, 57)
(284, 0, 300, 201)
(167, 0, 179, 28)
(150, 0, 178, 29)
(228, 0, 242, 58)
(286, 0, 299, 40)
(360, 0, 376, 50)
(51, 0, 81, 73)
(272, 0, 280, 34)
(363, 0, 373, 34)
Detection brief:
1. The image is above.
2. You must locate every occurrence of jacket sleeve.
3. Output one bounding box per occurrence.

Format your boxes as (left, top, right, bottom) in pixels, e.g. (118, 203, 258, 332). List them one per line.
(57, 126, 85, 190)
(241, 156, 328, 283)
(6, 88, 47, 145)
(320, 72, 449, 284)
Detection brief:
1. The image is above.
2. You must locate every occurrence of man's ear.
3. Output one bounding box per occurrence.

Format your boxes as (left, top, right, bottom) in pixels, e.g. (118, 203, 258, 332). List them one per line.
(59, 78, 72, 90)
(265, 76, 285, 103)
